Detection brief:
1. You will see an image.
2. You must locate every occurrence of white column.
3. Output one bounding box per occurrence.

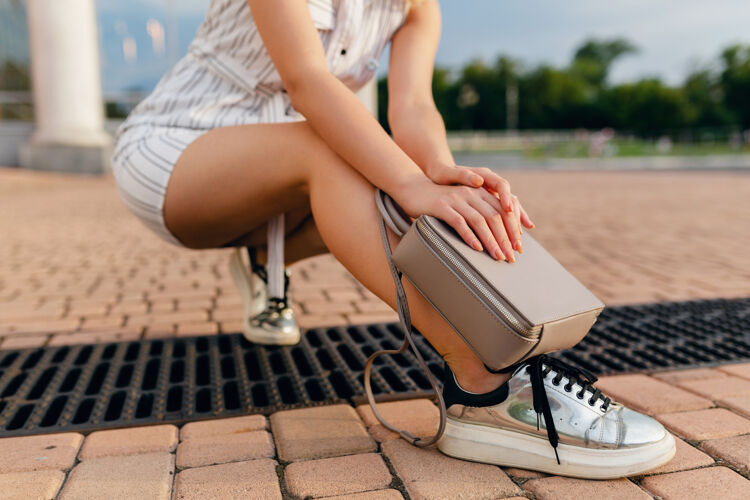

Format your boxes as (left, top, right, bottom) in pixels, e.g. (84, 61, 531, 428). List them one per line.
(21, 0, 111, 173)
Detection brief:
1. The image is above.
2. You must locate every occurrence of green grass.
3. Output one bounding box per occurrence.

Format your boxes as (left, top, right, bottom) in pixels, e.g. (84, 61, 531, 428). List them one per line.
(523, 140, 750, 159)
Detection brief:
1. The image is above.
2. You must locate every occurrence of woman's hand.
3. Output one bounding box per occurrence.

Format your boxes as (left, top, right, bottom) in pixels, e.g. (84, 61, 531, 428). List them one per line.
(425, 163, 535, 229)
(395, 176, 531, 262)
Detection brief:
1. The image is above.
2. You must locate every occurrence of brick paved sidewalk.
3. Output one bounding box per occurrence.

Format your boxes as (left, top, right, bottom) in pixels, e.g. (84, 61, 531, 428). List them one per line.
(2, 167, 750, 498)
(1, 167, 749, 348)
(2, 364, 750, 499)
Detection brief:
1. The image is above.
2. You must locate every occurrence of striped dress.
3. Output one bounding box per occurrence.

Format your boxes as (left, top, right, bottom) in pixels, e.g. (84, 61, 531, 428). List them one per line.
(112, 0, 409, 297)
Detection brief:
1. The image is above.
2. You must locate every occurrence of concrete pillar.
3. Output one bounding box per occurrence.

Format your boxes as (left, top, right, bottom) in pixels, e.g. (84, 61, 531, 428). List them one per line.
(21, 0, 111, 174)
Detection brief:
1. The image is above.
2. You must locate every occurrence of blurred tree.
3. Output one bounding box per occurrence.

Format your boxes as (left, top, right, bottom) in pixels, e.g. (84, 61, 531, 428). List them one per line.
(720, 45, 750, 128)
(377, 75, 389, 132)
(0, 60, 30, 90)
(518, 65, 590, 129)
(683, 69, 733, 128)
(603, 79, 694, 136)
(453, 59, 505, 129)
(430, 66, 461, 129)
(375, 37, 748, 136)
(571, 38, 638, 87)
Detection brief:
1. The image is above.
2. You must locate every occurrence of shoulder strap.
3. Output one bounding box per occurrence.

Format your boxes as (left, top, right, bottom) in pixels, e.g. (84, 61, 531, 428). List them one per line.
(364, 189, 447, 447)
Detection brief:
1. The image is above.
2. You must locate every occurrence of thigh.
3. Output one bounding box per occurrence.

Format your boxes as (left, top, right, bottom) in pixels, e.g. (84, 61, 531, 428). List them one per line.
(163, 121, 328, 248)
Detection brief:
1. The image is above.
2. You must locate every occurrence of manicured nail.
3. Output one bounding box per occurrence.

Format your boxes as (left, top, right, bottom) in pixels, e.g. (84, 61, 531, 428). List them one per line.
(514, 240, 523, 253)
(473, 241, 483, 251)
(508, 253, 516, 263)
(494, 249, 504, 261)
(472, 175, 483, 186)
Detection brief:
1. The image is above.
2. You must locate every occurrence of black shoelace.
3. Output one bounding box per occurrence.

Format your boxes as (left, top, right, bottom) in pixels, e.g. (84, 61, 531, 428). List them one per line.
(525, 355, 612, 464)
(247, 247, 291, 310)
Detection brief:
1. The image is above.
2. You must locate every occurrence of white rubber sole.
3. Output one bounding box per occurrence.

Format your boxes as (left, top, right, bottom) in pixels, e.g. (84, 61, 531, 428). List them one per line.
(228, 249, 300, 346)
(242, 323, 301, 346)
(437, 417, 676, 479)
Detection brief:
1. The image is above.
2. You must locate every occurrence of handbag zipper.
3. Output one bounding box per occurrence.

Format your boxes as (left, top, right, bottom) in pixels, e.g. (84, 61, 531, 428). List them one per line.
(416, 217, 541, 340)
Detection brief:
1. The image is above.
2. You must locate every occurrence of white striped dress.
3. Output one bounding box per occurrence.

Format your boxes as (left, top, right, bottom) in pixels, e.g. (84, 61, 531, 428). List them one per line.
(112, 0, 409, 297)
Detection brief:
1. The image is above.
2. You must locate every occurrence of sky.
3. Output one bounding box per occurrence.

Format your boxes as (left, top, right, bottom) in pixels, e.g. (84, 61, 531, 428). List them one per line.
(92, 0, 750, 92)
(437, 0, 750, 85)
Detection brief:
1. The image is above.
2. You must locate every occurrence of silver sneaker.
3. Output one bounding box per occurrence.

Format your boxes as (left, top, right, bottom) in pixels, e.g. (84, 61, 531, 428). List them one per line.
(229, 247, 300, 345)
(437, 356, 675, 479)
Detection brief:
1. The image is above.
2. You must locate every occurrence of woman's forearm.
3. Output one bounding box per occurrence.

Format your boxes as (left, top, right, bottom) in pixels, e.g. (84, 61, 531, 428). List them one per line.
(389, 99, 455, 176)
(289, 70, 427, 198)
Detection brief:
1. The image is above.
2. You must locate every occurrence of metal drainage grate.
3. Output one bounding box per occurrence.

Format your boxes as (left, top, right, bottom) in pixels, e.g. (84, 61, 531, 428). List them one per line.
(1, 297, 750, 437)
(0, 323, 442, 437)
(553, 296, 750, 375)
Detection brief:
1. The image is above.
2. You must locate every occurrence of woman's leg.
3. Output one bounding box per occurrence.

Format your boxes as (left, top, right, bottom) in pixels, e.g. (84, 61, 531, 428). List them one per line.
(164, 121, 506, 393)
(224, 208, 329, 265)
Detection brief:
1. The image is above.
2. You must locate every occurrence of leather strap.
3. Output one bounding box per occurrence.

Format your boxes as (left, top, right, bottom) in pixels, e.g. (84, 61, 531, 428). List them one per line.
(364, 189, 447, 447)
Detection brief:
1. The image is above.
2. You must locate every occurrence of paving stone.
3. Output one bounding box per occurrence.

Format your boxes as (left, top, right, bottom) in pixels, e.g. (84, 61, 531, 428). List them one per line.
(321, 490, 404, 500)
(524, 476, 650, 500)
(79, 425, 178, 459)
(503, 467, 548, 479)
(211, 308, 243, 322)
(646, 437, 714, 474)
(297, 313, 348, 328)
(652, 368, 728, 385)
(143, 324, 176, 338)
(180, 415, 267, 440)
(301, 300, 356, 315)
(354, 299, 395, 313)
(0, 470, 66, 500)
(594, 374, 713, 414)
(77, 316, 124, 330)
(382, 439, 519, 500)
(1, 318, 80, 335)
(175, 321, 219, 336)
(270, 404, 375, 462)
(284, 453, 391, 498)
(0, 433, 83, 473)
(59, 452, 174, 500)
(701, 435, 750, 474)
(176, 430, 274, 468)
(48, 329, 141, 346)
(325, 289, 364, 302)
(173, 459, 281, 500)
(346, 312, 399, 324)
(641, 466, 750, 500)
(0, 334, 49, 349)
(356, 399, 439, 442)
(677, 376, 750, 399)
(718, 395, 750, 418)
(218, 319, 245, 334)
(656, 408, 750, 441)
(127, 310, 208, 326)
(718, 363, 750, 381)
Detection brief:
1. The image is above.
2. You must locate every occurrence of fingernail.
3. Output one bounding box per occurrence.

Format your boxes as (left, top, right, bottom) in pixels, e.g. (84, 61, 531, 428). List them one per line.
(494, 249, 504, 260)
(473, 241, 483, 251)
(514, 241, 523, 253)
(508, 253, 516, 263)
(472, 175, 483, 186)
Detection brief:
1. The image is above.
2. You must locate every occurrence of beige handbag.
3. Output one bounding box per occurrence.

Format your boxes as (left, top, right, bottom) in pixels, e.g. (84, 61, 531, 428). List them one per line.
(365, 189, 605, 446)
